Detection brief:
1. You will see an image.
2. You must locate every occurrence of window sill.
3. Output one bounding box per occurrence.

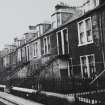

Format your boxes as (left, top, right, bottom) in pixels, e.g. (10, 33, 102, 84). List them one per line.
(78, 42, 93, 47)
(33, 56, 37, 58)
(43, 52, 51, 56)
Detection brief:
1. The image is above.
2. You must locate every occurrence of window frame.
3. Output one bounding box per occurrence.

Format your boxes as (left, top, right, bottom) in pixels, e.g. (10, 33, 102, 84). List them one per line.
(94, 0, 99, 7)
(68, 58, 73, 77)
(78, 17, 93, 46)
(43, 35, 51, 55)
(33, 41, 38, 58)
(80, 54, 96, 79)
(56, 28, 69, 55)
(56, 30, 62, 55)
(62, 28, 69, 54)
(26, 45, 30, 61)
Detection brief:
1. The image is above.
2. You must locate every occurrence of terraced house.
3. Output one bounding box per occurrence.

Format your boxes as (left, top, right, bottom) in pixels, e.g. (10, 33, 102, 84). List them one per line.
(0, 0, 105, 92)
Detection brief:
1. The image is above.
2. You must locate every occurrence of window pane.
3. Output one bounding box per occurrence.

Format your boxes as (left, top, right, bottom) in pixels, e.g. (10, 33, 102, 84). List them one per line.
(87, 30, 92, 42)
(80, 32, 85, 44)
(79, 22, 85, 44)
(63, 29, 68, 54)
(69, 58, 73, 77)
(22, 47, 25, 58)
(43, 36, 50, 54)
(88, 55, 96, 79)
(33, 44, 36, 56)
(57, 13, 61, 26)
(35, 42, 38, 56)
(85, 18, 93, 42)
(86, 19, 91, 30)
(94, 0, 99, 6)
(79, 22, 84, 33)
(44, 38, 47, 54)
(27, 46, 30, 60)
(58, 32, 63, 55)
(47, 36, 50, 52)
(81, 57, 88, 78)
(33, 42, 38, 57)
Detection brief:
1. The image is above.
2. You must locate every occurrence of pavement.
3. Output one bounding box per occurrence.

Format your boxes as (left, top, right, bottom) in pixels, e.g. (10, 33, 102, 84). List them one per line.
(0, 85, 76, 105)
(0, 100, 7, 105)
(0, 91, 44, 105)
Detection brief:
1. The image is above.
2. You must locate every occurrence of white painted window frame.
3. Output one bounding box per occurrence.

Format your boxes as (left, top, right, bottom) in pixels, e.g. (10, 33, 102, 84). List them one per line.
(83, 0, 99, 13)
(62, 28, 69, 54)
(96, 0, 99, 6)
(80, 54, 96, 78)
(33, 42, 38, 58)
(17, 49, 22, 62)
(43, 36, 51, 55)
(56, 30, 61, 55)
(92, 0, 99, 7)
(26, 45, 30, 61)
(47, 36, 51, 52)
(68, 58, 73, 77)
(43, 37, 46, 55)
(56, 28, 69, 55)
(78, 17, 93, 46)
(57, 13, 62, 27)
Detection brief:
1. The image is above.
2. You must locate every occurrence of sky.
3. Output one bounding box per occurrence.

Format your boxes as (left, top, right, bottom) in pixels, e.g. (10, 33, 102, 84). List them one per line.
(0, 0, 85, 50)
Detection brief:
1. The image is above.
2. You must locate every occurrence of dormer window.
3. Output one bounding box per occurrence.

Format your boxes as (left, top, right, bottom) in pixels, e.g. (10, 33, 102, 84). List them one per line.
(94, 0, 99, 6)
(82, 0, 99, 13)
(91, 0, 99, 9)
(51, 4, 81, 29)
